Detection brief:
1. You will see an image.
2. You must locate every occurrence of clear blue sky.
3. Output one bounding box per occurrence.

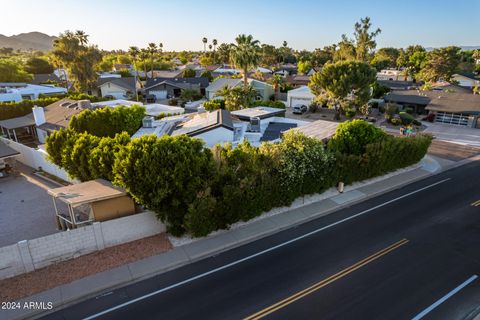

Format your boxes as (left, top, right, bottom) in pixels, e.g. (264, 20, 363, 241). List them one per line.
(3, 0, 479, 51)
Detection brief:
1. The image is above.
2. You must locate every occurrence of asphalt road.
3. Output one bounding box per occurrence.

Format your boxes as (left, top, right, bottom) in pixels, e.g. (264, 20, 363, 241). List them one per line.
(40, 160, 480, 320)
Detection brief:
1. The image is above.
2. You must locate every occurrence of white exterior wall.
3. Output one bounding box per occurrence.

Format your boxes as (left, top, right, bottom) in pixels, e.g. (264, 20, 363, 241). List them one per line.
(0, 211, 166, 280)
(0, 137, 76, 183)
(195, 127, 234, 147)
(100, 82, 128, 98)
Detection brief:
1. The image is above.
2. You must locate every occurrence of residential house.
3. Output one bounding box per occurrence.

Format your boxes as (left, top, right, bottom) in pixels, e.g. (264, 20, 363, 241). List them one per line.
(132, 107, 308, 147)
(385, 88, 480, 128)
(31, 74, 62, 85)
(286, 86, 315, 108)
(90, 99, 142, 109)
(377, 69, 412, 81)
(0, 83, 67, 103)
(273, 64, 298, 77)
(144, 77, 210, 101)
(452, 73, 480, 88)
(377, 80, 419, 91)
(113, 64, 133, 72)
(147, 70, 183, 79)
(206, 78, 274, 101)
(95, 77, 138, 99)
(33, 98, 88, 143)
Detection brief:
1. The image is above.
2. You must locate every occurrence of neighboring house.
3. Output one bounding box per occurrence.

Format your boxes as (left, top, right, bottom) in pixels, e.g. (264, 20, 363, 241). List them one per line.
(206, 78, 274, 101)
(95, 77, 138, 99)
(424, 91, 480, 128)
(0, 83, 67, 103)
(132, 107, 308, 147)
(377, 69, 411, 81)
(255, 67, 273, 74)
(133, 110, 234, 147)
(306, 67, 321, 76)
(147, 70, 183, 78)
(273, 64, 298, 77)
(287, 86, 315, 108)
(33, 98, 88, 143)
(144, 77, 210, 101)
(452, 73, 480, 88)
(98, 72, 122, 79)
(113, 64, 133, 72)
(31, 74, 62, 85)
(385, 89, 480, 128)
(377, 80, 419, 91)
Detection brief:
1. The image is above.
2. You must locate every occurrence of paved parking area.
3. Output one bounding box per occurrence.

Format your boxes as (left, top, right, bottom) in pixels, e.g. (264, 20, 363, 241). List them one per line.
(0, 170, 63, 247)
(424, 123, 480, 146)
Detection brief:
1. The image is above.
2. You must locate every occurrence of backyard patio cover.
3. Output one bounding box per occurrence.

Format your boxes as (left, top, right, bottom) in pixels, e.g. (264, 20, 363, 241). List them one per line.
(0, 113, 36, 130)
(48, 179, 127, 206)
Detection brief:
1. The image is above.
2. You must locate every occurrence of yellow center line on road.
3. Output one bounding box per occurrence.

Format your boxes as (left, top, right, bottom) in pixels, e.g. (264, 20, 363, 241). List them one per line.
(244, 238, 410, 320)
(471, 200, 480, 207)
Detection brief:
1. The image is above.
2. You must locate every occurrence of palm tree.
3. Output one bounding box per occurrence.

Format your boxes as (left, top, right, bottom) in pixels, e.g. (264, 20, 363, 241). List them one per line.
(159, 42, 163, 53)
(202, 37, 208, 52)
(212, 39, 218, 63)
(75, 30, 89, 45)
(230, 34, 261, 89)
(147, 43, 157, 78)
(267, 74, 284, 101)
(139, 48, 149, 80)
(128, 46, 140, 101)
(282, 40, 288, 48)
(208, 44, 212, 51)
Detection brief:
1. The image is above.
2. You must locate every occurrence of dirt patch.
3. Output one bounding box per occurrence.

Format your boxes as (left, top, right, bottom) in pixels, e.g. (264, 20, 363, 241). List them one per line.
(0, 233, 172, 302)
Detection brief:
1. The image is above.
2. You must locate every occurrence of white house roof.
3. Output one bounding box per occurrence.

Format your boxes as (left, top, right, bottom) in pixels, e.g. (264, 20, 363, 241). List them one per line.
(287, 85, 315, 98)
(206, 78, 242, 92)
(144, 104, 184, 116)
(91, 99, 143, 108)
(231, 106, 286, 120)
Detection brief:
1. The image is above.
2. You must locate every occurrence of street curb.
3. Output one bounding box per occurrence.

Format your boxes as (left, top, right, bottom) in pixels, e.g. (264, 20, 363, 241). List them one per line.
(15, 156, 480, 320)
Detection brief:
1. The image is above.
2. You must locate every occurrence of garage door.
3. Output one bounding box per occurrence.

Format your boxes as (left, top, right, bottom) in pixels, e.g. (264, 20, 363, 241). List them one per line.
(435, 112, 469, 126)
(150, 90, 167, 100)
(290, 97, 312, 108)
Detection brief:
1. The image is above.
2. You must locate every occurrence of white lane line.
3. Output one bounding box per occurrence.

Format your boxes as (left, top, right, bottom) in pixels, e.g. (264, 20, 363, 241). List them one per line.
(84, 178, 451, 320)
(412, 275, 478, 320)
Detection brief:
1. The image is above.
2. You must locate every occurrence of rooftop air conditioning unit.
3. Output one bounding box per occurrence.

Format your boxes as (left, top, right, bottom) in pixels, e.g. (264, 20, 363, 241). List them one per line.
(143, 116, 154, 128)
(249, 117, 261, 132)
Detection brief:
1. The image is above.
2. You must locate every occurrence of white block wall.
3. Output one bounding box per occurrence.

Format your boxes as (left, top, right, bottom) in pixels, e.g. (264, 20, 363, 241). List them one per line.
(0, 137, 77, 183)
(101, 211, 166, 247)
(0, 211, 166, 280)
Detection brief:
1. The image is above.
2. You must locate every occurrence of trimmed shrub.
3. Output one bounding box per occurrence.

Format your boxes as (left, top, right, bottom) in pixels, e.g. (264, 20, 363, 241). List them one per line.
(69, 105, 145, 137)
(328, 120, 386, 155)
(113, 135, 215, 236)
(399, 111, 415, 125)
(251, 100, 286, 109)
(203, 99, 225, 111)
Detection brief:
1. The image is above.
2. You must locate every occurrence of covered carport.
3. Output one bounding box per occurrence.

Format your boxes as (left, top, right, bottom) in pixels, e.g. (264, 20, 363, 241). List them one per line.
(0, 140, 20, 177)
(0, 113, 37, 145)
(48, 179, 136, 230)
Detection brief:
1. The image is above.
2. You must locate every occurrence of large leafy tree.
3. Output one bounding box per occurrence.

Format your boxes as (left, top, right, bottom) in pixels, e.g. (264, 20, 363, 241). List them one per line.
(267, 74, 284, 101)
(309, 60, 376, 119)
(0, 59, 32, 82)
(113, 135, 215, 236)
(371, 47, 400, 70)
(230, 34, 261, 88)
(52, 30, 102, 92)
(215, 85, 259, 110)
(24, 57, 54, 74)
(353, 17, 381, 62)
(396, 45, 427, 80)
(418, 46, 461, 82)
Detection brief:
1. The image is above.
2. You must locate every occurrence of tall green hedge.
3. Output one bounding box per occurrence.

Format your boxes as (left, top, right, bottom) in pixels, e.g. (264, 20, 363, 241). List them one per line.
(0, 97, 60, 120)
(69, 105, 145, 137)
(46, 119, 432, 237)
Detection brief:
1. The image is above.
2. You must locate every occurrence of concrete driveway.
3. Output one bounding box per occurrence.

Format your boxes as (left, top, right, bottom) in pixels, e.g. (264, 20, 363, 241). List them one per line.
(0, 172, 62, 247)
(424, 123, 480, 146)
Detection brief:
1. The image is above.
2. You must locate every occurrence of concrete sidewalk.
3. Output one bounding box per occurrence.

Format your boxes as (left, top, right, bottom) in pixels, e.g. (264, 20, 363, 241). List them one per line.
(5, 154, 480, 320)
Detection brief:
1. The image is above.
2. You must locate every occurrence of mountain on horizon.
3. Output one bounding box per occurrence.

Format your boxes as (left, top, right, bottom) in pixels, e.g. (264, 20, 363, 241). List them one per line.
(0, 32, 57, 51)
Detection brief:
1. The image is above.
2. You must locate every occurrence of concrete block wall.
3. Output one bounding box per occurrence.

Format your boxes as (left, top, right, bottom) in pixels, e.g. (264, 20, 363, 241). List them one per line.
(0, 137, 76, 183)
(101, 211, 166, 247)
(0, 211, 165, 280)
(0, 244, 25, 279)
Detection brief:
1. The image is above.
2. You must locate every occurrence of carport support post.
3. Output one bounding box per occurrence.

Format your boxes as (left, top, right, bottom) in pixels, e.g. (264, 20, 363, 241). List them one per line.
(12, 129, 17, 142)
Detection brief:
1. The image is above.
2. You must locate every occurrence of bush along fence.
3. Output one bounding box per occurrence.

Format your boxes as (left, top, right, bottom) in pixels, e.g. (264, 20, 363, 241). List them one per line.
(46, 118, 432, 237)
